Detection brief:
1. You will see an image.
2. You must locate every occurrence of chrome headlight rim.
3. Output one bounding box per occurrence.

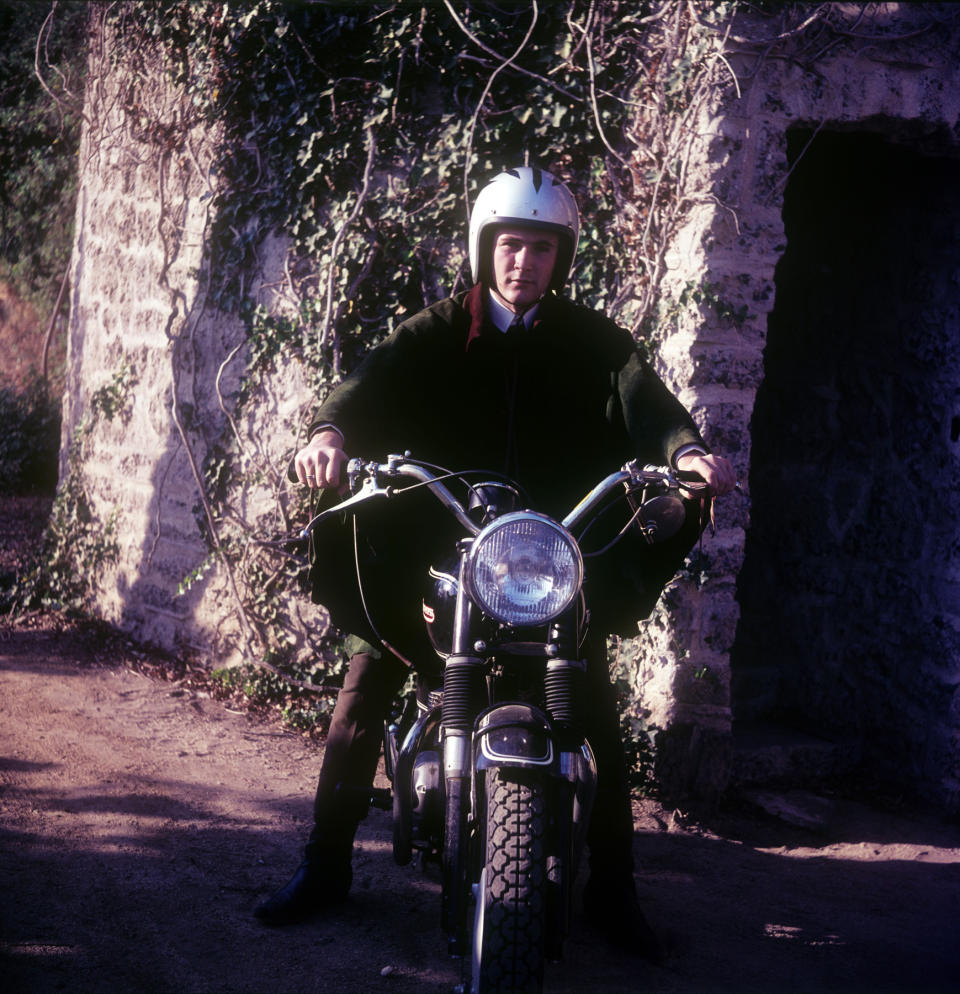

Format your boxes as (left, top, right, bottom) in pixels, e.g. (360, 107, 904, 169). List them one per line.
(463, 510, 583, 627)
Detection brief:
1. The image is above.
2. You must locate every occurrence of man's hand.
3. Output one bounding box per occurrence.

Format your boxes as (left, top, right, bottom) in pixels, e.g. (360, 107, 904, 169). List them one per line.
(293, 429, 348, 490)
(675, 451, 736, 497)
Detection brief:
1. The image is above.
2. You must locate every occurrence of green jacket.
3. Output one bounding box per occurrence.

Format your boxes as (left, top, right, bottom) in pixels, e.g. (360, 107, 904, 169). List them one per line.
(306, 286, 708, 640)
(311, 286, 704, 515)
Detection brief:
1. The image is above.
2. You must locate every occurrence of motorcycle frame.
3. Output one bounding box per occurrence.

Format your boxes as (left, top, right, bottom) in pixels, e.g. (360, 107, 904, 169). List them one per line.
(305, 455, 700, 974)
(389, 535, 598, 960)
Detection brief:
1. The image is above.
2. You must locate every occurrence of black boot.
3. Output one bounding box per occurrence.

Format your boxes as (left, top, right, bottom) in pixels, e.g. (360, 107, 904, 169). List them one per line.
(583, 872, 663, 964)
(254, 832, 352, 927)
(255, 650, 404, 926)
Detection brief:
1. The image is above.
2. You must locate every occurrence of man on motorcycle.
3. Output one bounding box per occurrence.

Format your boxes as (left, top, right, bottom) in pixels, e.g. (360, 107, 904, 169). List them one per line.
(255, 166, 735, 962)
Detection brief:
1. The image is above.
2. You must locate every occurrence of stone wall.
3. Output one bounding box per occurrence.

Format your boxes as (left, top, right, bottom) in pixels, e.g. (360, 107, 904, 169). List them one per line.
(64, 5, 960, 810)
(63, 22, 313, 667)
(628, 4, 960, 810)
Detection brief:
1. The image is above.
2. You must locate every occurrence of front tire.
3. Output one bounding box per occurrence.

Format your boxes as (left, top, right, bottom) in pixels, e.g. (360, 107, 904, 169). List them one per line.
(472, 768, 547, 994)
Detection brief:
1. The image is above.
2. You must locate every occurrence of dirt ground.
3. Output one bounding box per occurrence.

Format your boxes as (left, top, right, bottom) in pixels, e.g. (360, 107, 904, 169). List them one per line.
(2, 500, 960, 994)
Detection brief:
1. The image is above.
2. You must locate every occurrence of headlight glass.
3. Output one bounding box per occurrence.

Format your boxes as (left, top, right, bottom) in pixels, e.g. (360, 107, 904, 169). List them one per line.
(465, 512, 583, 626)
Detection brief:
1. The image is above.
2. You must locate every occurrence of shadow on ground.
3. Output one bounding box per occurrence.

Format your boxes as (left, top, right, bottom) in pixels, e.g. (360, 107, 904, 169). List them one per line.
(2, 634, 958, 994)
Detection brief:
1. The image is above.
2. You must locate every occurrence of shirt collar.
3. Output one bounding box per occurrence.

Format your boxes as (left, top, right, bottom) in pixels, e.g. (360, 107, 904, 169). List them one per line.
(464, 284, 549, 352)
(487, 289, 539, 332)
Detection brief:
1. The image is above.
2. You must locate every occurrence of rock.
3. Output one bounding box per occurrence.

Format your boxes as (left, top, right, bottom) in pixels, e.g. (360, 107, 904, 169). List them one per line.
(742, 788, 838, 830)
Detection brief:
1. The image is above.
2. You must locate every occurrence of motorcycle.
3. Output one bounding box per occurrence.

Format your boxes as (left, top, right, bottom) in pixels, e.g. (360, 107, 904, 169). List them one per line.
(302, 452, 708, 993)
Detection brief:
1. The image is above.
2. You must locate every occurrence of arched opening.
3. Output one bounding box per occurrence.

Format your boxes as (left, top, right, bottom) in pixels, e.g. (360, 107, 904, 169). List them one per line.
(731, 126, 960, 802)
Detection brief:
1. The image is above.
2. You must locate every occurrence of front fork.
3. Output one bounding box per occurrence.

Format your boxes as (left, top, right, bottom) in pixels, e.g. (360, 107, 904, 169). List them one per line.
(543, 635, 593, 961)
(441, 545, 486, 955)
(438, 550, 594, 959)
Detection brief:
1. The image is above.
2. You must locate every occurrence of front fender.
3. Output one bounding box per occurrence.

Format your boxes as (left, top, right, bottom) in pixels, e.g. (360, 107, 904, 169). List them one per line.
(471, 703, 597, 836)
(472, 703, 598, 960)
(474, 703, 558, 773)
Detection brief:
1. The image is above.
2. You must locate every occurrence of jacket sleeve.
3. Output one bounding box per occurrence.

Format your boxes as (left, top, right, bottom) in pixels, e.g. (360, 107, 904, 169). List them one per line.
(307, 326, 419, 453)
(615, 344, 707, 466)
(286, 331, 422, 482)
(302, 296, 466, 458)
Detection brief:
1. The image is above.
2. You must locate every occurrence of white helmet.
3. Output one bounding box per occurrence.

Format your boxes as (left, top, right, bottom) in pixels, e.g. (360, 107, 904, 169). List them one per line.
(468, 166, 580, 290)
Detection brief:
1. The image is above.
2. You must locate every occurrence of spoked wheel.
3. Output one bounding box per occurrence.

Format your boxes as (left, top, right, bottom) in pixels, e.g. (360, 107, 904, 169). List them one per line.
(471, 768, 547, 994)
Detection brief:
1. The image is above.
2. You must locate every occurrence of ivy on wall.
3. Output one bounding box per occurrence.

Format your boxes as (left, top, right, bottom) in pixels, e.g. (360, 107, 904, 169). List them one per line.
(80, 0, 746, 700)
(9, 359, 138, 614)
(118, 0, 746, 362)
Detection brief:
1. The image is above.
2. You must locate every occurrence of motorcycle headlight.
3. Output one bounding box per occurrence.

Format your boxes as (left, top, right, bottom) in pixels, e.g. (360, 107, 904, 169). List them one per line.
(464, 512, 583, 627)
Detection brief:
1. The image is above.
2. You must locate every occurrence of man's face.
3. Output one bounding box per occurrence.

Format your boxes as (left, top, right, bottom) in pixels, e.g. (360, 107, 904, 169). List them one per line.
(491, 227, 559, 312)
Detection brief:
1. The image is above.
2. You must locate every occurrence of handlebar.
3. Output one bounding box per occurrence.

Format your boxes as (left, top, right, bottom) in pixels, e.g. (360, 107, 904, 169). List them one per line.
(560, 463, 705, 533)
(300, 453, 706, 540)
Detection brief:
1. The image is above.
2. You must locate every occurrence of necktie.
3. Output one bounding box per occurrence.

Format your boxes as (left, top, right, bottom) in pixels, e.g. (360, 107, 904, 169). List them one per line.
(506, 313, 525, 341)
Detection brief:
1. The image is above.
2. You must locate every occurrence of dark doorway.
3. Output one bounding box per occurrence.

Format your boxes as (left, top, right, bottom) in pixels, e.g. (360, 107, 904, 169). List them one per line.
(731, 127, 960, 801)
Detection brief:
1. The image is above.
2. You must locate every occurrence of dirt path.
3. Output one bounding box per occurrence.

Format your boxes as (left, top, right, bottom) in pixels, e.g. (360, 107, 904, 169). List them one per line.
(2, 619, 959, 994)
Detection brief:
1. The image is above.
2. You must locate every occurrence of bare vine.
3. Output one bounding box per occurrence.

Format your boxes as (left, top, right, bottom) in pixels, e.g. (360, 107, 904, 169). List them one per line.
(459, 1, 540, 219)
(34, 2, 89, 129)
(319, 125, 377, 378)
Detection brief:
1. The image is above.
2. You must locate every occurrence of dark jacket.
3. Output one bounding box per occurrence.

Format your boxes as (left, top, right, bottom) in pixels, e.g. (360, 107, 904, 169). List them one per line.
(312, 287, 703, 508)
(305, 286, 708, 640)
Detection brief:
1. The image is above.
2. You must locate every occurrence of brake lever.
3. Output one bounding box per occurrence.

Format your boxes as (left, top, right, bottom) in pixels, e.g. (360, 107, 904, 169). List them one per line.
(299, 475, 389, 537)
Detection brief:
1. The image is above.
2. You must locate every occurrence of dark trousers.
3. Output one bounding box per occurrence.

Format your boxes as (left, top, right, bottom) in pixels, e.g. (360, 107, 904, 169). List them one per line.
(312, 644, 635, 880)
